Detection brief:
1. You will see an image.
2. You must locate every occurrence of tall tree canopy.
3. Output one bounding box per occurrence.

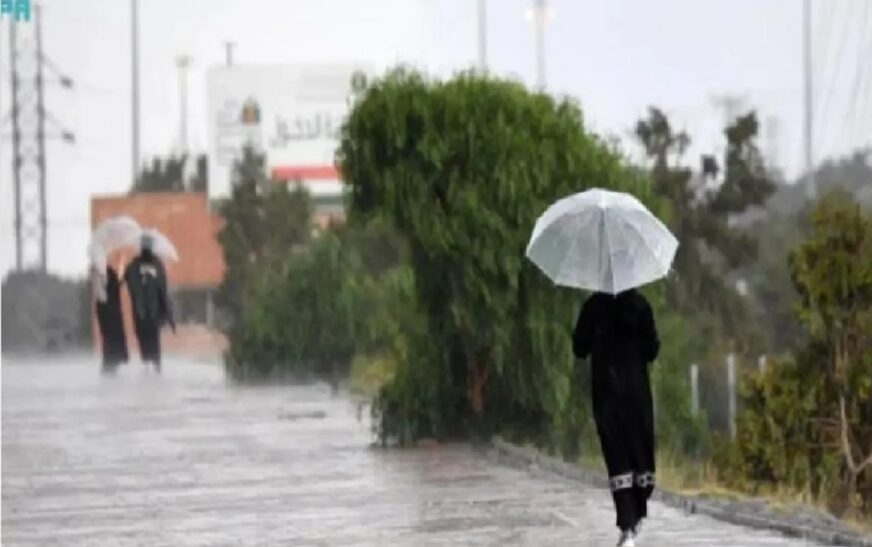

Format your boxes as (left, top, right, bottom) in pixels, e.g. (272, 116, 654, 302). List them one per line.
(635, 108, 775, 354)
(215, 147, 312, 334)
(338, 69, 659, 444)
(131, 153, 208, 194)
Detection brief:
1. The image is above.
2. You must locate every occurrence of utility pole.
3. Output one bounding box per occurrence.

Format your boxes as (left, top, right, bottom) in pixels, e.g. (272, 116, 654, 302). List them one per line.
(224, 41, 235, 67)
(11, 18, 23, 270)
(533, 0, 547, 91)
(8, 5, 75, 272)
(131, 0, 140, 184)
(803, 0, 816, 200)
(35, 4, 48, 269)
(176, 55, 191, 155)
(477, 0, 487, 71)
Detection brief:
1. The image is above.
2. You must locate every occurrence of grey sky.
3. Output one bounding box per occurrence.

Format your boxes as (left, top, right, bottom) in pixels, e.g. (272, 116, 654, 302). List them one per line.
(1, 0, 870, 277)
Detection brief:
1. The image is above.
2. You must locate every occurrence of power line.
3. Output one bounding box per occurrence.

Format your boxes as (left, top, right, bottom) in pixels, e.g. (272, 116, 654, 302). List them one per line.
(845, 4, 872, 148)
(816, 0, 850, 157)
(803, 0, 815, 199)
(131, 0, 141, 187)
(7, 6, 75, 272)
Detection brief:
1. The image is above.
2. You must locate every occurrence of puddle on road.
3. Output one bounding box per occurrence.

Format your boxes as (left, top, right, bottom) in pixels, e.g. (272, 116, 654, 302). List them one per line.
(277, 410, 328, 421)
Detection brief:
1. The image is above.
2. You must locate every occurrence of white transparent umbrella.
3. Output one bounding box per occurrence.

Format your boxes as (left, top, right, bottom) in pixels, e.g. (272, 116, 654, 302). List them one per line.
(141, 228, 180, 262)
(525, 188, 678, 294)
(89, 215, 143, 272)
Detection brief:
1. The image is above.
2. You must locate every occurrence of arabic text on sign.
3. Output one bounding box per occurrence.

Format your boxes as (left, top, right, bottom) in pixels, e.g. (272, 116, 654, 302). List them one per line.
(270, 112, 340, 147)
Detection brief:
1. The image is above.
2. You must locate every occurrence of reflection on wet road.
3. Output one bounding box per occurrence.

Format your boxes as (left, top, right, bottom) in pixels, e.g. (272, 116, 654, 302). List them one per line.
(2, 358, 825, 546)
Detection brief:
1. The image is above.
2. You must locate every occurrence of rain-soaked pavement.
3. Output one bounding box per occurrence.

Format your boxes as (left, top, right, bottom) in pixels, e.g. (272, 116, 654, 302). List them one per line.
(2, 357, 829, 546)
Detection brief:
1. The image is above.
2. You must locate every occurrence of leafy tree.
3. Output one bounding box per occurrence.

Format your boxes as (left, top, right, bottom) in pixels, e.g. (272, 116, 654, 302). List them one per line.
(338, 69, 658, 446)
(747, 151, 872, 355)
(190, 154, 209, 193)
(715, 354, 839, 499)
(225, 216, 409, 384)
(635, 108, 774, 351)
(227, 231, 361, 384)
(635, 108, 775, 432)
(788, 193, 872, 510)
(215, 147, 312, 334)
(130, 153, 209, 194)
(721, 194, 872, 516)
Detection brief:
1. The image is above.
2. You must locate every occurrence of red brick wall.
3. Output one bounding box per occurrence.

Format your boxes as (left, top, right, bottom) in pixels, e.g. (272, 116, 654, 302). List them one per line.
(91, 192, 225, 287)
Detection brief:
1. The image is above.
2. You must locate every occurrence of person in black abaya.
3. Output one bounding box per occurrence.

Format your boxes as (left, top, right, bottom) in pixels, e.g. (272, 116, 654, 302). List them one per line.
(573, 288, 659, 545)
(93, 264, 129, 371)
(125, 235, 175, 371)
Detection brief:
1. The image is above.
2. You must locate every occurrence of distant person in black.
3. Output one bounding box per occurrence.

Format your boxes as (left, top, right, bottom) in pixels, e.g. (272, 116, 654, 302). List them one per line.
(92, 264, 128, 372)
(125, 235, 175, 371)
(573, 288, 660, 546)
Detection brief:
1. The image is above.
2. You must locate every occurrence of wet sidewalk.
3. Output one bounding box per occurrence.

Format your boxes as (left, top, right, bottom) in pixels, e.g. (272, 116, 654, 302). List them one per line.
(2, 358, 827, 546)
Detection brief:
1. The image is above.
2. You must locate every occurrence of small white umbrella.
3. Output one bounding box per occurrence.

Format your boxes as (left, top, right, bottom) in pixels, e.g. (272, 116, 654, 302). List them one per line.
(141, 228, 180, 262)
(89, 215, 143, 272)
(525, 188, 678, 294)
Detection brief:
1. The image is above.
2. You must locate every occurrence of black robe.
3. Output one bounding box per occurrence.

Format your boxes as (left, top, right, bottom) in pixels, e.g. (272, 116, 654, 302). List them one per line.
(95, 266, 128, 369)
(573, 289, 660, 532)
(124, 251, 173, 367)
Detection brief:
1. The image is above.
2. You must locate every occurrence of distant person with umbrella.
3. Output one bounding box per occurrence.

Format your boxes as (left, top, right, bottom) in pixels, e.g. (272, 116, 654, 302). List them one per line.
(91, 260, 129, 372)
(89, 216, 142, 372)
(125, 232, 176, 371)
(526, 189, 678, 547)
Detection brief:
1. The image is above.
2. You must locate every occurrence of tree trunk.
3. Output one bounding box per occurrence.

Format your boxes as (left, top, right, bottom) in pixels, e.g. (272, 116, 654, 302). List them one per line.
(838, 394, 872, 513)
(468, 360, 489, 415)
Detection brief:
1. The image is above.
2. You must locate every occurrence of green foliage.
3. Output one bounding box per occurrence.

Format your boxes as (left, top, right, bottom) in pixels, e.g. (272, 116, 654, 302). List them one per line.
(635, 108, 773, 354)
(789, 193, 872, 511)
(219, 161, 411, 386)
(338, 69, 658, 447)
(349, 354, 397, 398)
(715, 355, 839, 497)
(226, 231, 363, 383)
(131, 153, 208, 194)
(635, 108, 775, 435)
(721, 194, 872, 515)
(215, 147, 313, 331)
(646, 288, 711, 456)
(789, 194, 872, 364)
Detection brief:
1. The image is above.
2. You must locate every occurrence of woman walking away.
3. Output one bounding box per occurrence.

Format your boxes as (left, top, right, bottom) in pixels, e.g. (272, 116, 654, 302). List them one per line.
(125, 234, 175, 371)
(92, 263, 129, 372)
(573, 289, 659, 547)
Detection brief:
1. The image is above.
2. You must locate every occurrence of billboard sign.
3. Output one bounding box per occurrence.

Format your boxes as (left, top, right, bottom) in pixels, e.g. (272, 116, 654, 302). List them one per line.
(206, 64, 369, 199)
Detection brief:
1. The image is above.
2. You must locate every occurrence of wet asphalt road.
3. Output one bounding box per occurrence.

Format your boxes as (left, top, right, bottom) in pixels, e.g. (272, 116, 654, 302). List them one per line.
(2, 357, 829, 546)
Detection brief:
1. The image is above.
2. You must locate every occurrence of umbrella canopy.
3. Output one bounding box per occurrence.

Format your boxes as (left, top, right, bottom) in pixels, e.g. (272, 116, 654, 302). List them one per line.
(89, 216, 143, 272)
(525, 188, 678, 294)
(141, 228, 180, 262)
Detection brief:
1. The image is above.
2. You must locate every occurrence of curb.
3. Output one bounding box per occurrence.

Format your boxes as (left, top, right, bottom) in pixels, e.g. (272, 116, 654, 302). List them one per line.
(489, 438, 872, 547)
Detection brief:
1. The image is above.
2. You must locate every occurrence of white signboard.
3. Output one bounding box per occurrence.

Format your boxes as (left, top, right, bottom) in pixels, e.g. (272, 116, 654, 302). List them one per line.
(206, 64, 369, 199)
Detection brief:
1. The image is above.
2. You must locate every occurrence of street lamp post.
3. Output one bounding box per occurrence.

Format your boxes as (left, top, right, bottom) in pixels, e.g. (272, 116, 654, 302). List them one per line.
(525, 0, 552, 91)
(477, 0, 487, 71)
(534, 0, 546, 90)
(176, 55, 191, 155)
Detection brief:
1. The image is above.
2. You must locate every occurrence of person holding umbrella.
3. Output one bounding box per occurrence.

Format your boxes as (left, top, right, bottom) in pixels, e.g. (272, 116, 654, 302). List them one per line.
(91, 259, 129, 372)
(125, 232, 177, 371)
(89, 216, 142, 371)
(526, 188, 678, 547)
